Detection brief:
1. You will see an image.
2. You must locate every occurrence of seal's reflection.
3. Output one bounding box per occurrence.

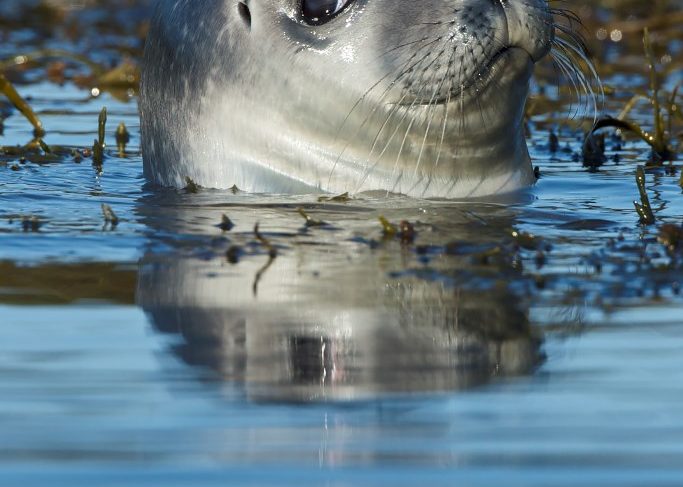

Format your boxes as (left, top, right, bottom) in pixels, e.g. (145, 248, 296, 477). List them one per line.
(136, 195, 543, 402)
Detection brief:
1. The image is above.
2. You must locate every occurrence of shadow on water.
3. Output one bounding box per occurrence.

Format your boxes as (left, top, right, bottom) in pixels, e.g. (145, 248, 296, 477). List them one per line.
(134, 190, 545, 402)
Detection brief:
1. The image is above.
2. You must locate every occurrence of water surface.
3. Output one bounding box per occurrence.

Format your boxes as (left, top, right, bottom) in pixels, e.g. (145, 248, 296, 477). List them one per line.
(1, 2, 683, 485)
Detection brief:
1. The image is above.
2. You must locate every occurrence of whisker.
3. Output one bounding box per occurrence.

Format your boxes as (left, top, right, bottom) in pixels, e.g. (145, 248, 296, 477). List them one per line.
(327, 36, 443, 186)
(354, 44, 448, 191)
(413, 46, 460, 183)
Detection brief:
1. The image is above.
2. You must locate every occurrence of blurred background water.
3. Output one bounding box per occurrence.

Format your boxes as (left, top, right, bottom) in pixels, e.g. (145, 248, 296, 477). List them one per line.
(1, 1, 682, 485)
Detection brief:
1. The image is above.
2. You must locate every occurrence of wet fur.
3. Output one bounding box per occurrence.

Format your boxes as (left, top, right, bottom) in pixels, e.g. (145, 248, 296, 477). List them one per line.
(141, 0, 593, 197)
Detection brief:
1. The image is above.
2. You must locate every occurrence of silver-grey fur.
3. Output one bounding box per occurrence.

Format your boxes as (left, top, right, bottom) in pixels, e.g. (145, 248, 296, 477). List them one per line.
(141, 0, 575, 197)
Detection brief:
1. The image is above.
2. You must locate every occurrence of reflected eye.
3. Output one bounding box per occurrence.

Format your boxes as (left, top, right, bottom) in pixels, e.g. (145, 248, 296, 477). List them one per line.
(302, 0, 353, 24)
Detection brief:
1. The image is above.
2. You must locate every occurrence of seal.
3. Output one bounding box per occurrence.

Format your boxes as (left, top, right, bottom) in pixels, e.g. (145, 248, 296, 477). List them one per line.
(141, 0, 559, 197)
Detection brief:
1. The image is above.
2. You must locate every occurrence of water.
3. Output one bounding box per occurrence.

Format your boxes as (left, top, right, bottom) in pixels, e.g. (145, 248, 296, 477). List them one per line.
(1, 2, 683, 485)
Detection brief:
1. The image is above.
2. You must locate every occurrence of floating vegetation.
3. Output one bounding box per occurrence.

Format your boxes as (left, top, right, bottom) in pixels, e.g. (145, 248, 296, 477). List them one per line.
(218, 214, 235, 232)
(253, 223, 277, 296)
(398, 220, 416, 244)
(184, 177, 200, 194)
(0, 3, 146, 169)
(548, 131, 559, 153)
(92, 107, 107, 170)
(634, 166, 656, 225)
(226, 245, 241, 264)
(101, 204, 119, 228)
(589, 29, 679, 163)
(378, 216, 397, 237)
(658, 224, 683, 253)
(317, 192, 351, 203)
(21, 216, 42, 232)
(115, 122, 130, 157)
(254, 223, 277, 259)
(511, 230, 543, 251)
(81, 60, 140, 93)
(0, 73, 44, 136)
(0, 49, 141, 99)
(297, 208, 327, 227)
(469, 245, 508, 267)
(378, 216, 416, 244)
(582, 131, 606, 169)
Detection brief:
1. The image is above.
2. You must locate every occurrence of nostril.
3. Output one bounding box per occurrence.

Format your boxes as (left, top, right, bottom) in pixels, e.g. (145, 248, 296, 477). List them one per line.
(238, 2, 251, 30)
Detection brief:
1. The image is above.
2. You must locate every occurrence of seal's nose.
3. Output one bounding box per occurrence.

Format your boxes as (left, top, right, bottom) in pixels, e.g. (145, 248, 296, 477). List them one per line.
(503, 0, 553, 62)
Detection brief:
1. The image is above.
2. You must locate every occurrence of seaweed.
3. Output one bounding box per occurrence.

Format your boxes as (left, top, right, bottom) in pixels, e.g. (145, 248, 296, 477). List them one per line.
(378, 216, 416, 244)
(218, 214, 235, 232)
(101, 204, 119, 229)
(658, 223, 683, 253)
(254, 223, 277, 259)
(252, 223, 277, 296)
(1, 49, 140, 96)
(92, 107, 107, 170)
(0, 73, 44, 136)
(297, 208, 327, 227)
(115, 122, 130, 157)
(317, 192, 351, 203)
(582, 131, 606, 169)
(184, 177, 200, 194)
(226, 246, 241, 264)
(589, 29, 678, 163)
(21, 216, 42, 232)
(634, 166, 655, 225)
(378, 216, 397, 237)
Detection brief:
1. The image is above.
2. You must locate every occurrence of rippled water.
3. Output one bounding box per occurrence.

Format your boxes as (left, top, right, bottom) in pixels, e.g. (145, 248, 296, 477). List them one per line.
(1, 2, 683, 485)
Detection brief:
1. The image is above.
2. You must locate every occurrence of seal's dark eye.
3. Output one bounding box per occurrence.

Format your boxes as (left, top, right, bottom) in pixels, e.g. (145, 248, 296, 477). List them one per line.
(302, 0, 353, 24)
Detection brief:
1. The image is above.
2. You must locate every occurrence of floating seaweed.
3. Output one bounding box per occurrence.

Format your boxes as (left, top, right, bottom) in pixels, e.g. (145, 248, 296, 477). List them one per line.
(582, 131, 606, 169)
(184, 177, 200, 194)
(0, 73, 44, 136)
(378, 216, 397, 237)
(378, 216, 416, 244)
(317, 192, 351, 203)
(297, 208, 327, 227)
(101, 204, 119, 229)
(511, 230, 543, 251)
(634, 166, 656, 225)
(21, 216, 42, 232)
(658, 223, 683, 253)
(217, 214, 235, 232)
(226, 245, 241, 264)
(92, 107, 107, 170)
(115, 122, 130, 157)
(589, 29, 679, 163)
(254, 223, 277, 259)
(252, 223, 277, 296)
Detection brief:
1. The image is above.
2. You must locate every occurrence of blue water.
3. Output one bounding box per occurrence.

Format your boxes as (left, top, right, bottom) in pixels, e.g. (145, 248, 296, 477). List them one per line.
(1, 304, 683, 486)
(2, 6, 683, 486)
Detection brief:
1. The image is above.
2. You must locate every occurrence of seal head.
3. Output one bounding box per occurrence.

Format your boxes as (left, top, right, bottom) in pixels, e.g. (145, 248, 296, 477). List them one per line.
(141, 0, 555, 197)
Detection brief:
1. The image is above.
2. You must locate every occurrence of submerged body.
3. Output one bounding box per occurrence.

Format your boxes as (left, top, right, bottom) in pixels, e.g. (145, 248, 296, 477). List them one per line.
(141, 0, 554, 197)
